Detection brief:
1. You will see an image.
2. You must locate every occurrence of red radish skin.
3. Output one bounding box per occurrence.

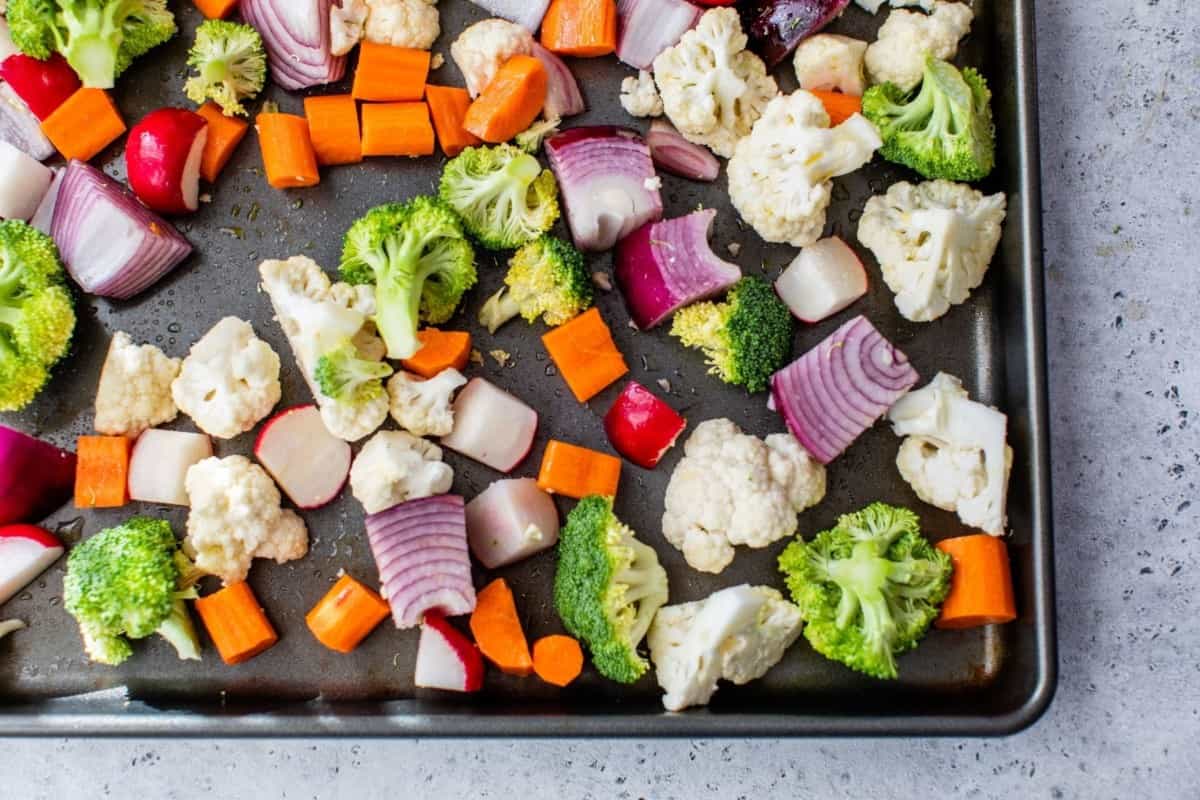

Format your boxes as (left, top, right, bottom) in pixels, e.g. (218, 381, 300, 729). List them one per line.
(603, 381, 686, 469)
(439, 378, 539, 473)
(415, 612, 485, 692)
(253, 405, 352, 509)
(465, 478, 559, 569)
(0, 54, 80, 120)
(0, 524, 64, 606)
(0, 425, 76, 527)
(774, 236, 868, 323)
(125, 109, 209, 215)
(127, 429, 213, 507)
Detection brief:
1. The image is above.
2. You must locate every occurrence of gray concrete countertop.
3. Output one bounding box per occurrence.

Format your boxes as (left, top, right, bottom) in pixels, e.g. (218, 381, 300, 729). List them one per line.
(2, 0, 1197, 796)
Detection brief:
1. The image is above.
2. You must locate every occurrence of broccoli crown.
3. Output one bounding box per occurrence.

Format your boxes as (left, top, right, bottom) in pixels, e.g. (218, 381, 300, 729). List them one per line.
(438, 144, 560, 251)
(0, 220, 76, 412)
(339, 197, 477, 360)
(312, 340, 393, 404)
(478, 235, 592, 332)
(778, 502, 952, 680)
(670, 276, 793, 394)
(183, 19, 266, 117)
(8, 0, 177, 88)
(64, 516, 202, 666)
(863, 56, 996, 183)
(554, 496, 670, 684)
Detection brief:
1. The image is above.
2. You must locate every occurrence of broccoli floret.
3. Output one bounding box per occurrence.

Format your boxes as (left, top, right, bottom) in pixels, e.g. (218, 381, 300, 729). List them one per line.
(863, 56, 995, 183)
(63, 516, 203, 666)
(438, 144, 560, 251)
(7, 0, 177, 89)
(514, 117, 561, 153)
(312, 340, 393, 403)
(340, 197, 477, 360)
(670, 276, 793, 394)
(183, 19, 266, 117)
(478, 236, 592, 333)
(554, 496, 670, 684)
(0, 220, 76, 412)
(778, 502, 953, 680)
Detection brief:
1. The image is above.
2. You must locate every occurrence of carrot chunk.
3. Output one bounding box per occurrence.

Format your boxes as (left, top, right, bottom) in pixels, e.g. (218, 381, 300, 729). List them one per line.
(306, 574, 391, 653)
(256, 110, 320, 188)
(304, 94, 363, 166)
(192, 0, 239, 18)
(935, 534, 1018, 629)
(532, 634, 584, 687)
(469, 578, 533, 676)
(540, 0, 618, 58)
(541, 308, 629, 402)
(425, 84, 482, 157)
(194, 582, 279, 665)
(196, 101, 250, 182)
(361, 102, 435, 157)
(463, 55, 547, 144)
(810, 89, 863, 125)
(40, 89, 126, 162)
(74, 435, 130, 509)
(399, 329, 472, 378)
(352, 43, 430, 102)
(537, 439, 622, 499)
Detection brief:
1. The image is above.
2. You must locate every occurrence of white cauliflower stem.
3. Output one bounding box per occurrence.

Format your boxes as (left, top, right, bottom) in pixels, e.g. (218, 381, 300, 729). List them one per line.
(647, 585, 803, 711)
(451, 18, 534, 97)
(865, 1, 974, 92)
(619, 70, 663, 118)
(653, 7, 777, 158)
(184, 455, 308, 585)
(93, 331, 180, 436)
(387, 368, 467, 437)
(171, 317, 281, 439)
(728, 91, 881, 248)
(350, 430, 454, 514)
(793, 34, 868, 96)
(662, 418, 826, 574)
(888, 372, 1012, 535)
(857, 179, 1007, 322)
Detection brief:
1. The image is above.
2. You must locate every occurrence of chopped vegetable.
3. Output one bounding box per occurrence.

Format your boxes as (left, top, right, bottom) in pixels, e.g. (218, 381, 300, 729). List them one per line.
(541, 307, 630, 402)
(425, 84, 481, 157)
(553, 495, 669, 684)
(810, 89, 862, 126)
(438, 143, 560, 250)
(305, 573, 391, 653)
(864, 2, 972, 93)
(125, 108, 209, 215)
(614, 0, 702, 71)
(0, 140, 52, 220)
(0, 53, 80, 120)
(770, 315, 919, 465)
(94, 330, 179, 438)
(348, 429, 453, 514)
(239, 0, 347, 91)
(193, 0, 240, 19)
(513, 116, 560, 153)
(739, 0, 850, 67)
(773, 236, 868, 324)
(39, 88, 126, 162)
(614, 208, 741, 330)
(463, 54, 548, 144)
(257, 107, 320, 189)
(645, 119, 720, 182)
(541, 0, 618, 57)
(934, 534, 1017, 629)
(479, 236, 590, 333)
(0, 619, 25, 640)
(399, 328, 472, 378)
(603, 381, 686, 469)
(127, 429, 212, 507)
(0, 425, 76, 526)
(365, 494, 475, 628)
(778, 502, 952, 679)
(439, 377, 539, 472)
(351, 42, 430, 101)
(194, 581, 279, 665)
(314, 340, 394, 403)
(0, 82, 55, 161)
(196, 102, 249, 182)
(416, 611, 485, 692)
(465, 478, 559, 569)
(74, 435, 131, 509)
(0, 524, 64, 606)
(339, 197, 476, 360)
(184, 20, 267, 116)
(530, 43, 585, 118)
(532, 634, 584, 687)
(544, 125, 662, 252)
(64, 516, 202, 666)
(537, 439, 622, 499)
(466, 0, 552, 32)
(450, 17, 534, 99)
(470, 577, 534, 676)
(792, 33, 867, 95)
(386, 367, 466, 437)
(253, 404, 352, 509)
(29, 168, 63, 234)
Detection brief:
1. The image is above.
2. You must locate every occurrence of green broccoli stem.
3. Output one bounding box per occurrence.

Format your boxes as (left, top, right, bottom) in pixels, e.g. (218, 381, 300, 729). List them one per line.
(202, 57, 232, 83)
(156, 598, 201, 661)
(478, 287, 522, 334)
(374, 227, 445, 359)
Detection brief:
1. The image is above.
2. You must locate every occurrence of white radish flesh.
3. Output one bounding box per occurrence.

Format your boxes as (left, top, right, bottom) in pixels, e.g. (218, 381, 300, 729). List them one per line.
(0, 526, 64, 606)
(440, 378, 538, 473)
(465, 478, 559, 569)
(774, 236, 869, 323)
(0, 139, 52, 220)
(414, 612, 484, 692)
(253, 405, 351, 509)
(127, 429, 213, 506)
(29, 167, 62, 234)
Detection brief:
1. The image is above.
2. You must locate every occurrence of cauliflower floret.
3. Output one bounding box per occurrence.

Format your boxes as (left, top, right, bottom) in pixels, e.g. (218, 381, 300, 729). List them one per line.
(662, 418, 826, 574)
(647, 584, 803, 711)
(857, 179, 1006, 322)
(888, 372, 1012, 535)
(349, 430, 454, 514)
(619, 70, 663, 118)
(865, 1, 974, 91)
(652, 7, 777, 158)
(450, 18, 534, 98)
(330, 0, 369, 56)
(171, 317, 281, 439)
(387, 368, 466, 437)
(793, 34, 868, 96)
(93, 331, 180, 436)
(855, 0, 935, 13)
(728, 91, 881, 247)
(184, 455, 308, 585)
(363, 0, 440, 50)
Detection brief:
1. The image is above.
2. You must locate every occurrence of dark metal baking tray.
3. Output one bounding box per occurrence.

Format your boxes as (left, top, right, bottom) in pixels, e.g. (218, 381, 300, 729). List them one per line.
(0, 0, 1055, 736)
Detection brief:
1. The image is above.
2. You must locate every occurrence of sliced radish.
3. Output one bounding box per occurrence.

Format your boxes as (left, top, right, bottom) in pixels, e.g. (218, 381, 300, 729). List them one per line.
(0, 139, 53, 220)
(254, 404, 352, 510)
(415, 611, 485, 693)
(774, 236, 869, 324)
(127, 429, 213, 507)
(440, 378, 538, 473)
(0, 524, 64, 606)
(465, 478, 559, 569)
(125, 108, 208, 216)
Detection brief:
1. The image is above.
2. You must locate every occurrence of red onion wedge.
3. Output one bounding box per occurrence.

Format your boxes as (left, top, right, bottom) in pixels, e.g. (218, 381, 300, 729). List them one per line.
(770, 315, 918, 464)
(614, 209, 741, 329)
(0, 140, 52, 220)
(0, 425, 76, 527)
(51, 160, 193, 299)
(616, 0, 703, 71)
(0, 82, 54, 161)
(467, 0, 552, 32)
(531, 43, 585, 119)
(366, 495, 476, 629)
(545, 126, 663, 252)
(440, 378, 538, 473)
(646, 119, 720, 182)
(240, 0, 347, 91)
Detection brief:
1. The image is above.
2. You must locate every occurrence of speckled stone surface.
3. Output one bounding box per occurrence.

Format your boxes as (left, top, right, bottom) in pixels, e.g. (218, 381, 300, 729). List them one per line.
(3, 0, 1198, 796)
